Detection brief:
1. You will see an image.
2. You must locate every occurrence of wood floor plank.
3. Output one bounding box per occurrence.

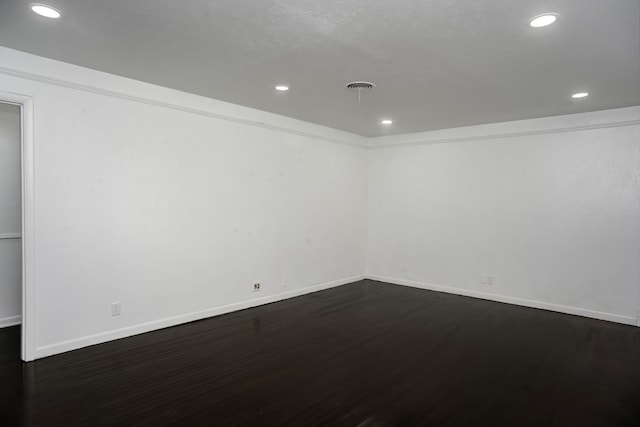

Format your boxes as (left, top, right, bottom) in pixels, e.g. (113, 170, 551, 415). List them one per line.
(1, 280, 639, 426)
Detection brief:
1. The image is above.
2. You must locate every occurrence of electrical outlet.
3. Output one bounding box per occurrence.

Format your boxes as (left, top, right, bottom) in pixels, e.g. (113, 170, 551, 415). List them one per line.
(111, 302, 121, 316)
(253, 282, 261, 292)
(481, 274, 495, 286)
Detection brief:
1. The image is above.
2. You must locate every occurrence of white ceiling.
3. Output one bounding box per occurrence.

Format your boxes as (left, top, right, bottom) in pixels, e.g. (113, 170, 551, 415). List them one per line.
(0, 0, 638, 136)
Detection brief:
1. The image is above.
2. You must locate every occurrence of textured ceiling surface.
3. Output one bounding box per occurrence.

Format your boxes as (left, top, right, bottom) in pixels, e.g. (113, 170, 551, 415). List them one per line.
(0, 0, 638, 136)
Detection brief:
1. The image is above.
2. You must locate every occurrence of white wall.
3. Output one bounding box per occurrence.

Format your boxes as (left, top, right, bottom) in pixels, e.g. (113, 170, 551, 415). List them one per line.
(0, 102, 22, 327)
(368, 107, 640, 325)
(0, 47, 369, 358)
(1, 46, 638, 360)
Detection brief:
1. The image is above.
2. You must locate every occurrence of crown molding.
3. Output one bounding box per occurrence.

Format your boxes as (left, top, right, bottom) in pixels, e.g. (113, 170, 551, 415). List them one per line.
(0, 65, 368, 149)
(369, 108, 640, 149)
(1, 58, 637, 151)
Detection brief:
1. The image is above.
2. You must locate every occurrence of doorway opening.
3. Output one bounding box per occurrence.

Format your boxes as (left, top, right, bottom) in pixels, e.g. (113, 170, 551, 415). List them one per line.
(0, 93, 35, 362)
(0, 101, 22, 363)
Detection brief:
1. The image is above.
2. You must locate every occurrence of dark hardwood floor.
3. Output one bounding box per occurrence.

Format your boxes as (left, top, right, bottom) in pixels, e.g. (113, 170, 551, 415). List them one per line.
(1, 280, 639, 426)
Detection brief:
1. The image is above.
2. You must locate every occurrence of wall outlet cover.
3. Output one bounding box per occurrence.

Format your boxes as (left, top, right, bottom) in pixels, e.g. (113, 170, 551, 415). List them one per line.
(111, 302, 121, 316)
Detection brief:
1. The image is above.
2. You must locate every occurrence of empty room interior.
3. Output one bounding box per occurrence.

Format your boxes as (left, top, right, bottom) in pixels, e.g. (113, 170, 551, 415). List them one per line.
(0, 1, 639, 426)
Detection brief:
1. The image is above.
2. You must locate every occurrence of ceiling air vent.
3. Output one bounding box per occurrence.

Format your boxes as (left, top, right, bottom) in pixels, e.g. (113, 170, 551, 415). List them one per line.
(345, 81, 376, 103)
(345, 81, 376, 90)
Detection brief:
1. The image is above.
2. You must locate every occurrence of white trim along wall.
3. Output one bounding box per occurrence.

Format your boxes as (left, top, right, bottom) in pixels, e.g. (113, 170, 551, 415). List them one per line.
(0, 315, 22, 328)
(0, 46, 637, 360)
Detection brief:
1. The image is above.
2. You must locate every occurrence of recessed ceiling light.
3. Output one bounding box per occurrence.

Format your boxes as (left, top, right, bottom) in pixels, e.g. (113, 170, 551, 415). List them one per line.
(529, 13, 557, 28)
(571, 92, 589, 99)
(381, 119, 393, 125)
(275, 85, 289, 91)
(30, 3, 61, 19)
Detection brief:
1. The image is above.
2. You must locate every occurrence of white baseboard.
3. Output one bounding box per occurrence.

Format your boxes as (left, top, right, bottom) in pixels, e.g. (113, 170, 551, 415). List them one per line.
(0, 315, 21, 328)
(366, 274, 638, 326)
(35, 275, 365, 359)
(32, 273, 637, 359)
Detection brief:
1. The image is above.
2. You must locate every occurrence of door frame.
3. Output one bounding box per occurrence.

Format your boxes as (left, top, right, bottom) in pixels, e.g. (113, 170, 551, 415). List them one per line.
(0, 91, 36, 361)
